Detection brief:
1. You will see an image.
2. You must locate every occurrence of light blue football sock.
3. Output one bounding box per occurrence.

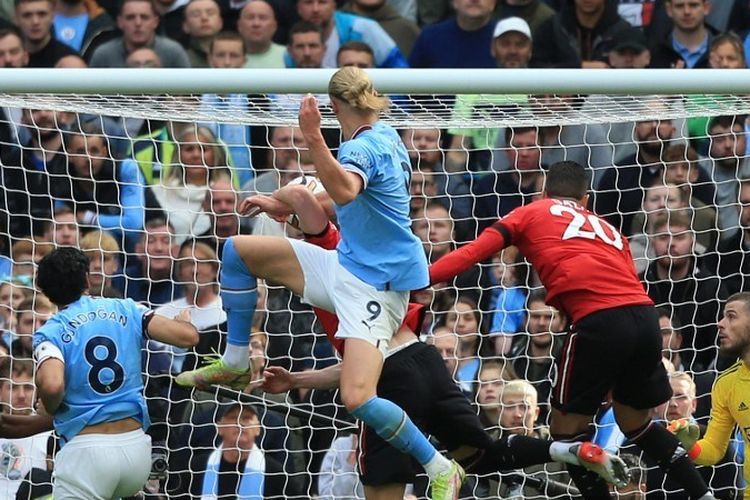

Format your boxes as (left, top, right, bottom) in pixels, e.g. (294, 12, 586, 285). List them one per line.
(351, 396, 437, 465)
(220, 237, 257, 350)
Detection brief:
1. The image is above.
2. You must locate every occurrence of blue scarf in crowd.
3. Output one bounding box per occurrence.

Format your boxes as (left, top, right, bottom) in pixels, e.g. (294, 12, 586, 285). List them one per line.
(200, 445, 265, 499)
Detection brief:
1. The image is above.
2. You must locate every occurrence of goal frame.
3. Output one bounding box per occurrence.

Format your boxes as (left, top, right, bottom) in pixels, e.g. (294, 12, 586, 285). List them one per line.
(1, 68, 749, 95)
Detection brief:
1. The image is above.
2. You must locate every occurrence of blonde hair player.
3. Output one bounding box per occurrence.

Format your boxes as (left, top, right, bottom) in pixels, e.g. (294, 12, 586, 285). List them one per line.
(176, 67, 465, 499)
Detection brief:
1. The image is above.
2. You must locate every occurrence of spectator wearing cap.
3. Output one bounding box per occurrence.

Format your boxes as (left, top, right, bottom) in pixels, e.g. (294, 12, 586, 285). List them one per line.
(197, 403, 265, 498)
(495, 0, 556, 37)
(409, 0, 496, 68)
(532, 0, 631, 68)
(607, 24, 651, 68)
(649, 0, 713, 68)
(446, 17, 531, 172)
(490, 15, 532, 68)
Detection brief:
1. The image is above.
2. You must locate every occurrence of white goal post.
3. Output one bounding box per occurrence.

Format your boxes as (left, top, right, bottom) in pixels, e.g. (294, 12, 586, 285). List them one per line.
(0, 68, 750, 127)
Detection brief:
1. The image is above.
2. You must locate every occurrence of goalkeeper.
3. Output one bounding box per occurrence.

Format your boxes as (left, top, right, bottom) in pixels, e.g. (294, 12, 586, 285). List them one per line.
(246, 180, 630, 499)
(668, 292, 750, 499)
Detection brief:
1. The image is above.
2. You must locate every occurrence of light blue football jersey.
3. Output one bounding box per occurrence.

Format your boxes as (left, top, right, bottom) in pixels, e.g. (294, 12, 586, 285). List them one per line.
(336, 121, 429, 291)
(33, 296, 151, 444)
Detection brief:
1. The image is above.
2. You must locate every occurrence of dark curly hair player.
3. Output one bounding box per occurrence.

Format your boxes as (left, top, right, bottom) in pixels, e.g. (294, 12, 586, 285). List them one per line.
(33, 247, 199, 499)
(36, 247, 90, 306)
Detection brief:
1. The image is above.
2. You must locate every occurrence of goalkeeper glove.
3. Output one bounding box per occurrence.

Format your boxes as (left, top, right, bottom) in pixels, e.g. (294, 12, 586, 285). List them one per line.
(667, 418, 701, 459)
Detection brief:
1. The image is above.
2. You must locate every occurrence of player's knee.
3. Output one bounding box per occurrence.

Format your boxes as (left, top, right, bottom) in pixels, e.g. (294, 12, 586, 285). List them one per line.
(220, 238, 257, 294)
(549, 414, 593, 441)
(612, 402, 651, 434)
(222, 238, 249, 274)
(340, 385, 373, 413)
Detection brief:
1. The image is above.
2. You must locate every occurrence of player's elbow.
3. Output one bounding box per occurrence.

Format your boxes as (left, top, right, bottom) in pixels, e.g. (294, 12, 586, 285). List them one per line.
(35, 359, 65, 397)
(38, 377, 64, 399)
(326, 171, 362, 205)
(328, 186, 358, 205)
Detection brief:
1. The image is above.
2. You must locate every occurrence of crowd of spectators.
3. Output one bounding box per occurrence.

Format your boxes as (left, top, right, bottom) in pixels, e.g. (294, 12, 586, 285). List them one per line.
(1, 0, 750, 498)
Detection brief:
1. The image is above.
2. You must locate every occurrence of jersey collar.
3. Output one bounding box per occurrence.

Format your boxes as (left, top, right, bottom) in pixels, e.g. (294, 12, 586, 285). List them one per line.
(351, 124, 372, 139)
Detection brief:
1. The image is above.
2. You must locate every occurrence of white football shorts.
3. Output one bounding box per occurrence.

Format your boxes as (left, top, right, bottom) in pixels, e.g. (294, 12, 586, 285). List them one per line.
(53, 428, 151, 500)
(287, 238, 409, 355)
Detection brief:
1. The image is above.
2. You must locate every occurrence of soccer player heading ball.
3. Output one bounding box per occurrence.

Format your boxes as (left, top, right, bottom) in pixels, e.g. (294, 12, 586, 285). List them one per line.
(177, 67, 465, 498)
(251, 179, 632, 498)
(430, 161, 715, 500)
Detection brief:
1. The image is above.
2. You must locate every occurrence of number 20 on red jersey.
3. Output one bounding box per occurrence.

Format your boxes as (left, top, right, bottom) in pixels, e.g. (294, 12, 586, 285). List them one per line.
(548, 199, 623, 250)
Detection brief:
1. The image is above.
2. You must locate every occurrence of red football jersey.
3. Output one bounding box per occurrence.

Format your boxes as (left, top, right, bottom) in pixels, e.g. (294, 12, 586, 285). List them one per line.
(495, 198, 652, 322)
(305, 222, 425, 355)
(429, 197, 652, 323)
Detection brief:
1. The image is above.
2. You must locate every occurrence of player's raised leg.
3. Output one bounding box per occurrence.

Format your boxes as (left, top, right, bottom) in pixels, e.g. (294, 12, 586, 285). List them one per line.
(176, 234, 305, 390)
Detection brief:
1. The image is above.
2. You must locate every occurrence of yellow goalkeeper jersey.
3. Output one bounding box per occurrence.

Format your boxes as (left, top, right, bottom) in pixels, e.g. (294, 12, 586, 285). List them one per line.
(694, 360, 750, 498)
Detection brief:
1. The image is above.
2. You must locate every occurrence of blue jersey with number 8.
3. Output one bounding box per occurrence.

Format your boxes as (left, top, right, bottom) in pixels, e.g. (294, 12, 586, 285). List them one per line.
(33, 296, 151, 444)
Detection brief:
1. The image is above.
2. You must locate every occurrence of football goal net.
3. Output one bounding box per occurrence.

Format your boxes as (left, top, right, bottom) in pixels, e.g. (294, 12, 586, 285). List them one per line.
(0, 68, 748, 499)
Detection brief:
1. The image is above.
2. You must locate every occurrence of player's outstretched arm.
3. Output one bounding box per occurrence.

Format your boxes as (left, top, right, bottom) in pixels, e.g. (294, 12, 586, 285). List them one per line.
(147, 310, 199, 348)
(261, 365, 342, 393)
(0, 414, 53, 439)
(430, 225, 508, 285)
(273, 184, 330, 235)
(35, 358, 65, 414)
(299, 95, 363, 205)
